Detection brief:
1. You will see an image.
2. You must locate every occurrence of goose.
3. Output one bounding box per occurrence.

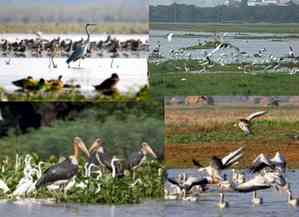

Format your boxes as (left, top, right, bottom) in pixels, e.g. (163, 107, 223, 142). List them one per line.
(236, 111, 267, 135)
(193, 146, 244, 182)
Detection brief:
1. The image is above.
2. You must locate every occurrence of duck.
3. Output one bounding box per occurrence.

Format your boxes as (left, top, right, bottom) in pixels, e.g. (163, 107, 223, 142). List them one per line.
(94, 73, 119, 96)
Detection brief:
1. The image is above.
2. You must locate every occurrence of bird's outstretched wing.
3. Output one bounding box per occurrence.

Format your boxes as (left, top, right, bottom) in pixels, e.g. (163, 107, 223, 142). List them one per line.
(246, 111, 267, 122)
(192, 159, 203, 168)
(166, 177, 180, 187)
(221, 146, 244, 168)
(249, 153, 274, 173)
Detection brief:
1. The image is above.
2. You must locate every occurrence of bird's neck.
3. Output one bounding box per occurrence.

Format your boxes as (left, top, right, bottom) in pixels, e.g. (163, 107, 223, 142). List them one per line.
(111, 160, 116, 178)
(73, 145, 80, 162)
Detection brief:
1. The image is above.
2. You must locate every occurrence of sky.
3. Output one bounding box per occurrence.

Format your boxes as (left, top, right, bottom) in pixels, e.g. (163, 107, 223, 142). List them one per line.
(150, 0, 299, 6)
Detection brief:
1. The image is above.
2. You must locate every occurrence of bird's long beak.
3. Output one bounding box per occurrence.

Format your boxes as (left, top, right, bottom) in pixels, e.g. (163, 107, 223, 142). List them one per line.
(78, 140, 90, 158)
(143, 143, 157, 159)
(89, 139, 101, 153)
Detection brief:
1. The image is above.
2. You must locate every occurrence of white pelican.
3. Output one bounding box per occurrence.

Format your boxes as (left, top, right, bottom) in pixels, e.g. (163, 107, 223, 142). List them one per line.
(166, 174, 209, 198)
(193, 146, 244, 182)
(35, 137, 89, 191)
(249, 152, 286, 174)
(287, 184, 299, 207)
(236, 111, 267, 135)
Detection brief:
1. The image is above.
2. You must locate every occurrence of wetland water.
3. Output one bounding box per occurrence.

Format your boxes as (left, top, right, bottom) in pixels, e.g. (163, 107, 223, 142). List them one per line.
(150, 30, 299, 62)
(0, 58, 148, 94)
(165, 169, 299, 217)
(0, 200, 164, 217)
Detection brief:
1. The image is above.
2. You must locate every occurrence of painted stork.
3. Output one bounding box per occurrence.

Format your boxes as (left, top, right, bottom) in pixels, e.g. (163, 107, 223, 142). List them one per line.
(35, 137, 89, 191)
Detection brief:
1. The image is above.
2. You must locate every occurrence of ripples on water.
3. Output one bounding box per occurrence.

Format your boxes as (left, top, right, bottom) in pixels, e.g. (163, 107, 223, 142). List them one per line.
(150, 30, 299, 63)
(165, 169, 299, 217)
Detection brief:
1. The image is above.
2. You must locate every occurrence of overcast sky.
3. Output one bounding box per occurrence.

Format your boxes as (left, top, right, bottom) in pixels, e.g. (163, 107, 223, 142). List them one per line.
(150, 0, 298, 7)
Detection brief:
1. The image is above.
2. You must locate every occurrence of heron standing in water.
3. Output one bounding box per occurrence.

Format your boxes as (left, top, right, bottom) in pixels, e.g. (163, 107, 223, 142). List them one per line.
(66, 24, 96, 68)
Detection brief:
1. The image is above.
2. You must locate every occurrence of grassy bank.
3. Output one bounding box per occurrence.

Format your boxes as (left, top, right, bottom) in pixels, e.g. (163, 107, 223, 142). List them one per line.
(0, 22, 148, 34)
(149, 61, 299, 96)
(150, 22, 299, 34)
(165, 106, 299, 168)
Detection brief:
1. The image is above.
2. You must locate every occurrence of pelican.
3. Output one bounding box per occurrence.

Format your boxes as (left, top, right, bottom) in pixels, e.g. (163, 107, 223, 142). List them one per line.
(236, 111, 267, 135)
(94, 73, 119, 96)
(229, 171, 287, 205)
(287, 184, 299, 207)
(35, 137, 89, 191)
(166, 174, 209, 198)
(218, 192, 229, 208)
(66, 24, 96, 68)
(125, 142, 157, 177)
(249, 152, 286, 174)
(193, 146, 244, 182)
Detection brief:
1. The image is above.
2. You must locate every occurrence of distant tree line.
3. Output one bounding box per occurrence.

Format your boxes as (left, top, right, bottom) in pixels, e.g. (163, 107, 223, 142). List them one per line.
(150, 1, 299, 23)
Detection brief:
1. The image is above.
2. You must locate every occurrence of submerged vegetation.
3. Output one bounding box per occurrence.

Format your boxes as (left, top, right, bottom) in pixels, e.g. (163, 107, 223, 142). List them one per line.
(0, 154, 163, 204)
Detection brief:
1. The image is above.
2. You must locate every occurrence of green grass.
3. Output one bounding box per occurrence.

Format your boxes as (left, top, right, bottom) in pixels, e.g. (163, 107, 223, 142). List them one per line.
(167, 120, 299, 144)
(0, 86, 152, 102)
(149, 61, 299, 96)
(0, 22, 148, 34)
(150, 22, 299, 34)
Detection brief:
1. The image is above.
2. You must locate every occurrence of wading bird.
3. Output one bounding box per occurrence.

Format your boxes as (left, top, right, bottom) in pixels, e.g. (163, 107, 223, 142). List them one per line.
(35, 137, 89, 192)
(235, 111, 267, 135)
(192, 146, 244, 182)
(66, 24, 96, 68)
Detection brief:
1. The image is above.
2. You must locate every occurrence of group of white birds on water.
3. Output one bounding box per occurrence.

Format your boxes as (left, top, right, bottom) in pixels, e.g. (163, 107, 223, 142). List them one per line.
(0, 137, 159, 199)
(151, 32, 299, 75)
(165, 110, 299, 208)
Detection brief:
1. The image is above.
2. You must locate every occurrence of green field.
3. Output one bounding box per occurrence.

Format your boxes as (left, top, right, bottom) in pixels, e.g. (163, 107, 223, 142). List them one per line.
(149, 60, 299, 96)
(150, 22, 299, 34)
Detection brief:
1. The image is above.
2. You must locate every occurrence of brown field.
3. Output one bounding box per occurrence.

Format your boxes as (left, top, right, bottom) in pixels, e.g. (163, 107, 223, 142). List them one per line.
(165, 105, 299, 168)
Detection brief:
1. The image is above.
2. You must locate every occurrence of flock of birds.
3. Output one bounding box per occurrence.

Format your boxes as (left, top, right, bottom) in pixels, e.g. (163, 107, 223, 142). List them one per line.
(0, 137, 158, 197)
(150, 32, 299, 75)
(165, 110, 299, 208)
(0, 23, 148, 66)
(11, 73, 120, 96)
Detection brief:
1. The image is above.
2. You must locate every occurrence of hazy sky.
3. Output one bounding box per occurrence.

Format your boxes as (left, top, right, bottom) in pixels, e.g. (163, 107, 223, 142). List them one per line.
(150, 0, 299, 6)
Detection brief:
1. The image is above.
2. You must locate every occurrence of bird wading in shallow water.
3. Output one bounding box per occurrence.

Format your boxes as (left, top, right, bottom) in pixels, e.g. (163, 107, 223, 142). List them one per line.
(66, 24, 96, 68)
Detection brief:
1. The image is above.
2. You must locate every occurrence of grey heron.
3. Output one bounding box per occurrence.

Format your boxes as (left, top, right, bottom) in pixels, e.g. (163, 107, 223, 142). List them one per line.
(35, 137, 89, 192)
(66, 24, 96, 68)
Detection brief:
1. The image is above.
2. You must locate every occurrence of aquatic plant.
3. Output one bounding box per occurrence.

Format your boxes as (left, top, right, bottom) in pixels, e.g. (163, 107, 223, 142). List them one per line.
(0, 154, 164, 204)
